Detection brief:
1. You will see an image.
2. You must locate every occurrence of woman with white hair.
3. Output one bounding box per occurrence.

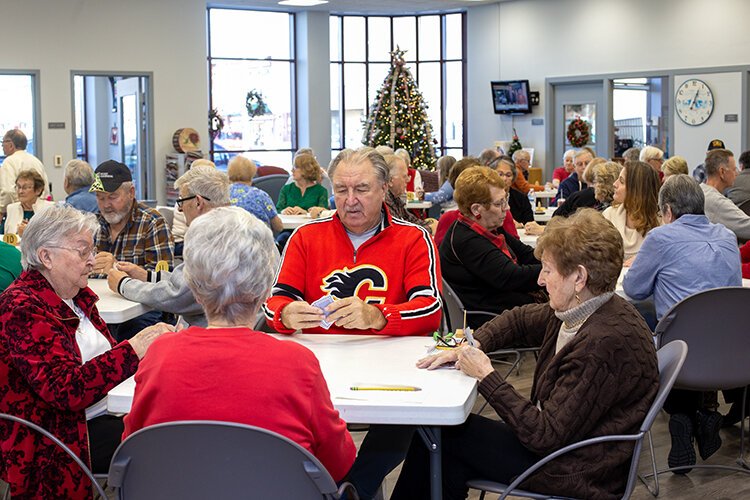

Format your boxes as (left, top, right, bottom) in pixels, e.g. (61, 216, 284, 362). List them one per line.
(0, 205, 172, 499)
(552, 149, 576, 188)
(640, 146, 665, 179)
(123, 206, 356, 482)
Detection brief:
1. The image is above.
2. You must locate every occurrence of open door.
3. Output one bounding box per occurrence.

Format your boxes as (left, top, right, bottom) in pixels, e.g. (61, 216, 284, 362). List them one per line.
(72, 73, 153, 200)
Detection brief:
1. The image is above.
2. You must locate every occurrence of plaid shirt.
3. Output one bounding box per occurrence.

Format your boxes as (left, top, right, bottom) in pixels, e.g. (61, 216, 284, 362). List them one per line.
(93, 201, 174, 279)
(385, 190, 432, 229)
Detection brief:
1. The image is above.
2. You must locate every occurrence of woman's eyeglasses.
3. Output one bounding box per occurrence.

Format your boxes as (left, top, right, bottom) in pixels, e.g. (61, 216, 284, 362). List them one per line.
(47, 245, 97, 260)
(175, 194, 211, 207)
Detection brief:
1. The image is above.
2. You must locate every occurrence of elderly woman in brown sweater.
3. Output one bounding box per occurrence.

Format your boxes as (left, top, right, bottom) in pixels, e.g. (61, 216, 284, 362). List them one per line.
(392, 209, 659, 500)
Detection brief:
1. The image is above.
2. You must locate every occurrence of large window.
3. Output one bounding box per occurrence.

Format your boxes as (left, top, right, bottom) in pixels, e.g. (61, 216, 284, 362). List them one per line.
(0, 73, 38, 161)
(330, 13, 466, 159)
(208, 9, 296, 169)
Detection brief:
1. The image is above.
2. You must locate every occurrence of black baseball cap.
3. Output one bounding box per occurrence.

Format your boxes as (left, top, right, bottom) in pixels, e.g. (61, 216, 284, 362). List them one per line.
(707, 139, 726, 151)
(90, 160, 132, 193)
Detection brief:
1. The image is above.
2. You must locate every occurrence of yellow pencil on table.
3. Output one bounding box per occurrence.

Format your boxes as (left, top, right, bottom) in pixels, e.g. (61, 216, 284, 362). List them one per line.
(350, 385, 422, 392)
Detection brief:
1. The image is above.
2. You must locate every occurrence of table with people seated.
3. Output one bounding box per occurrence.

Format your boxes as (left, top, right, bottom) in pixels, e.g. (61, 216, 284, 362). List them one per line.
(517, 228, 538, 247)
(108, 333, 477, 499)
(89, 278, 152, 324)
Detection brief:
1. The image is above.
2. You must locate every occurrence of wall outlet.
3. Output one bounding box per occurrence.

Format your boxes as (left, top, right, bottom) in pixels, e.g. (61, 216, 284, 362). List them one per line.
(54, 155, 63, 167)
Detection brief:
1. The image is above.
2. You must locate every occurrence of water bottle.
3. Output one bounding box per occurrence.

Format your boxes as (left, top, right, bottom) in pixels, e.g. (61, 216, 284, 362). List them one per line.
(528, 190, 537, 210)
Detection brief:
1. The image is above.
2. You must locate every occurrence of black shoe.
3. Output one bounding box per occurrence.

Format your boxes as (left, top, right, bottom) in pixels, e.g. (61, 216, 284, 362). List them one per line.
(668, 414, 696, 474)
(695, 410, 722, 460)
(722, 401, 749, 428)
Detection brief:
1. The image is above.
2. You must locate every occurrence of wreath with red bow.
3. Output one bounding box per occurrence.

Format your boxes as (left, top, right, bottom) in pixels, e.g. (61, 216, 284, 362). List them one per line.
(567, 117, 590, 147)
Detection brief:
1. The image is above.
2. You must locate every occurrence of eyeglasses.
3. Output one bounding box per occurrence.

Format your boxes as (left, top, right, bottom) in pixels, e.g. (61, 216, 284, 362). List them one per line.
(175, 194, 210, 207)
(15, 184, 35, 192)
(433, 331, 462, 349)
(47, 245, 97, 260)
(490, 196, 510, 210)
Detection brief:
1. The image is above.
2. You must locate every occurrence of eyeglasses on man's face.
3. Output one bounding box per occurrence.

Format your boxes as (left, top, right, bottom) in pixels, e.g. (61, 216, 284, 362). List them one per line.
(175, 194, 211, 208)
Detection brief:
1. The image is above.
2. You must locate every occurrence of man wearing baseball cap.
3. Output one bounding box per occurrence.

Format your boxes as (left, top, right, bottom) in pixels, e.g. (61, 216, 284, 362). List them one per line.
(692, 139, 725, 183)
(91, 160, 174, 340)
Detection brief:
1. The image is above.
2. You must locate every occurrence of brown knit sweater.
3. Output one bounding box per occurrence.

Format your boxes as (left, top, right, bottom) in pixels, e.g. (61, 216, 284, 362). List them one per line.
(474, 295, 658, 499)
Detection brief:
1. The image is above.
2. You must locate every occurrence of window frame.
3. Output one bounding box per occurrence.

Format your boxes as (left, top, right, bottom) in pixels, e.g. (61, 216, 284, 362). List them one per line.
(0, 70, 42, 162)
(206, 8, 298, 168)
(330, 13, 467, 159)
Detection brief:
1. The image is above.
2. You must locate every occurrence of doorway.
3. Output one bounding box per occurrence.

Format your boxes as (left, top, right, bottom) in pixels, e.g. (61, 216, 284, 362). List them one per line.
(71, 72, 154, 200)
(550, 81, 607, 168)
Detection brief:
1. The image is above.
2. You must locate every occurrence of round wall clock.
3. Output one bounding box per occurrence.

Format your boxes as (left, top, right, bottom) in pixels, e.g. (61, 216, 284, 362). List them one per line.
(675, 79, 714, 126)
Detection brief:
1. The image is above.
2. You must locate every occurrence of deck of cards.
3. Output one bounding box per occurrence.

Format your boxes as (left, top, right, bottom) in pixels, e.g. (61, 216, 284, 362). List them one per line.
(311, 295, 335, 329)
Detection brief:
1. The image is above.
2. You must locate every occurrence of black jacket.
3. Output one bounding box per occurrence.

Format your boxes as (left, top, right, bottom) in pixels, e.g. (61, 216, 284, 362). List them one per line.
(509, 187, 534, 224)
(439, 219, 542, 328)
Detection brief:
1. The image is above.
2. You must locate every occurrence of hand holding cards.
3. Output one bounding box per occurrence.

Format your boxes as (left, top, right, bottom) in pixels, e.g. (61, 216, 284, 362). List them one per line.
(311, 294, 335, 329)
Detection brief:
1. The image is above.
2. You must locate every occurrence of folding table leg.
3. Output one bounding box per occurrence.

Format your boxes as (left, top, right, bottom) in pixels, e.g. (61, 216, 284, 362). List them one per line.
(417, 426, 442, 500)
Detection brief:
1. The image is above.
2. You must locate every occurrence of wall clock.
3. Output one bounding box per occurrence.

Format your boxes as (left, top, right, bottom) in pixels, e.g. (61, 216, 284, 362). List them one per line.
(675, 79, 714, 126)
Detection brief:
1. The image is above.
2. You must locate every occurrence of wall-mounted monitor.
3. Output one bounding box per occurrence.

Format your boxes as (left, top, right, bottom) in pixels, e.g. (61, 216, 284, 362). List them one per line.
(491, 80, 532, 114)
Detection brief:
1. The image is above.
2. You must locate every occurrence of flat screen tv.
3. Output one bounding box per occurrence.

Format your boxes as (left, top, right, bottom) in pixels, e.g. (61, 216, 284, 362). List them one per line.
(491, 80, 532, 114)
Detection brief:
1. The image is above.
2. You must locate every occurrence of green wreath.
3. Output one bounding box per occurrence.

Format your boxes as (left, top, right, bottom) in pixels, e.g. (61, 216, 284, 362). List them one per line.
(567, 118, 590, 147)
(245, 90, 271, 119)
(208, 108, 224, 140)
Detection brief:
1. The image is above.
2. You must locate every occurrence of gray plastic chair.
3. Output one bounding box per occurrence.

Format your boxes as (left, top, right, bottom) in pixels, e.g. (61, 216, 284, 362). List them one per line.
(441, 279, 538, 378)
(0, 413, 106, 499)
(466, 340, 688, 500)
(108, 420, 357, 500)
(253, 173, 289, 206)
(649, 286, 750, 475)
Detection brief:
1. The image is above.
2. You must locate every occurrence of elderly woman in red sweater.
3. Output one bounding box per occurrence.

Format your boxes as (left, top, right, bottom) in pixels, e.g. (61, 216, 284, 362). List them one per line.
(123, 206, 355, 482)
(392, 209, 659, 500)
(0, 205, 171, 499)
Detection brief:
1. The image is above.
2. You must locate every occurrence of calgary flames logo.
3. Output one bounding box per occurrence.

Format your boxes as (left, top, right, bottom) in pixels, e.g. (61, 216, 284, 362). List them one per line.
(321, 265, 388, 303)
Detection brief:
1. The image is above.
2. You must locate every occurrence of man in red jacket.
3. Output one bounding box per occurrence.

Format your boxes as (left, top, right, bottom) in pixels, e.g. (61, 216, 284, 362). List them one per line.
(263, 147, 442, 336)
(263, 147, 442, 499)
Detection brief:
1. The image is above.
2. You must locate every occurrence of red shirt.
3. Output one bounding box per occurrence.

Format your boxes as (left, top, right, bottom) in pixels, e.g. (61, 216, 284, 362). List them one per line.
(553, 167, 571, 183)
(124, 327, 355, 481)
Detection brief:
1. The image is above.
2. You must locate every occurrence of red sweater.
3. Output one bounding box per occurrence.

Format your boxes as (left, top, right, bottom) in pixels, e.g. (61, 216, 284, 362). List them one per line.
(123, 327, 355, 481)
(0, 270, 139, 500)
(741, 240, 750, 278)
(264, 207, 442, 336)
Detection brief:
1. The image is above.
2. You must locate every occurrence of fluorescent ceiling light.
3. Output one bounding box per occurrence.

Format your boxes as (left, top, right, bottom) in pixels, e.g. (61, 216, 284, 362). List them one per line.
(278, 0, 329, 6)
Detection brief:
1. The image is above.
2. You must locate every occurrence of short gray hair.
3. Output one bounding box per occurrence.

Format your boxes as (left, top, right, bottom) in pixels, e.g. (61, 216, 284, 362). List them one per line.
(4, 129, 27, 149)
(512, 149, 529, 162)
(622, 147, 641, 162)
(640, 146, 664, 162)
(21, 205, 99, 270)
(64, 159, 95, 189)
(574, 149, 593, 162)
(183, 206, 279, 323)
(383, 153, 406, 181)
(332, 147, 389, 186)
(394, 148, 412, 167)
(563, 149, 576, 161)
(658, 174, 704, 219)
(479, 148, 501, 167)
(174, 165, 230, 207)
(498, 158, 517, 179)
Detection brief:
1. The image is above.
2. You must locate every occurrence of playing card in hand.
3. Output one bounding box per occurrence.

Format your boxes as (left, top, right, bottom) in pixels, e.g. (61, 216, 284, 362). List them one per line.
(311, 295, 335, 329)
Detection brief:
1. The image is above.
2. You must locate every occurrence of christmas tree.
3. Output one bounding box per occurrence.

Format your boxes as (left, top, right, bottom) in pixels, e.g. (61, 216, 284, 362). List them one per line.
(362, 48, 437, 170)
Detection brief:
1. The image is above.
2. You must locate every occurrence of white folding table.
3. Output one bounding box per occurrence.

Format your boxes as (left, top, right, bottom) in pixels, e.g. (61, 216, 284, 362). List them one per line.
(88, 278, 152, 324)
(108, 333, 477, 499)
(279, 213, 312, 230)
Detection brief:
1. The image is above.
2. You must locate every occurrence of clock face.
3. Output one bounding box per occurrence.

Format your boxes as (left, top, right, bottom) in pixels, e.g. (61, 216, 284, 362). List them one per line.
(675, 79, 714, 126)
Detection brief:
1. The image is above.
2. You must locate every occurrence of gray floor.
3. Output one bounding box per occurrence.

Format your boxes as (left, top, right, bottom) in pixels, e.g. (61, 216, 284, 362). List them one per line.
(370, 353, 750, 500)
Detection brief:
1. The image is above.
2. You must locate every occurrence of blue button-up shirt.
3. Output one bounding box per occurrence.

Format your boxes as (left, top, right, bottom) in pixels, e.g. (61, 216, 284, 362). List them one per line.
(65, 187, 99, 213)
(623, 214, 741, 320)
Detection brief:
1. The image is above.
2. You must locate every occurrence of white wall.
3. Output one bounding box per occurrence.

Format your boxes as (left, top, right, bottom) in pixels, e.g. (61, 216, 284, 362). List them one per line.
(2, 0, 207, 203)
(467, 0, 750, 171)
(673, 72, 742, 168)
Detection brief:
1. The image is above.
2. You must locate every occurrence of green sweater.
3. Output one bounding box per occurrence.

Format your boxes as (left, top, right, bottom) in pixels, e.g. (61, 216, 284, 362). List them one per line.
(0, 241, 22, 292)
(276, 183, 329, 211)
